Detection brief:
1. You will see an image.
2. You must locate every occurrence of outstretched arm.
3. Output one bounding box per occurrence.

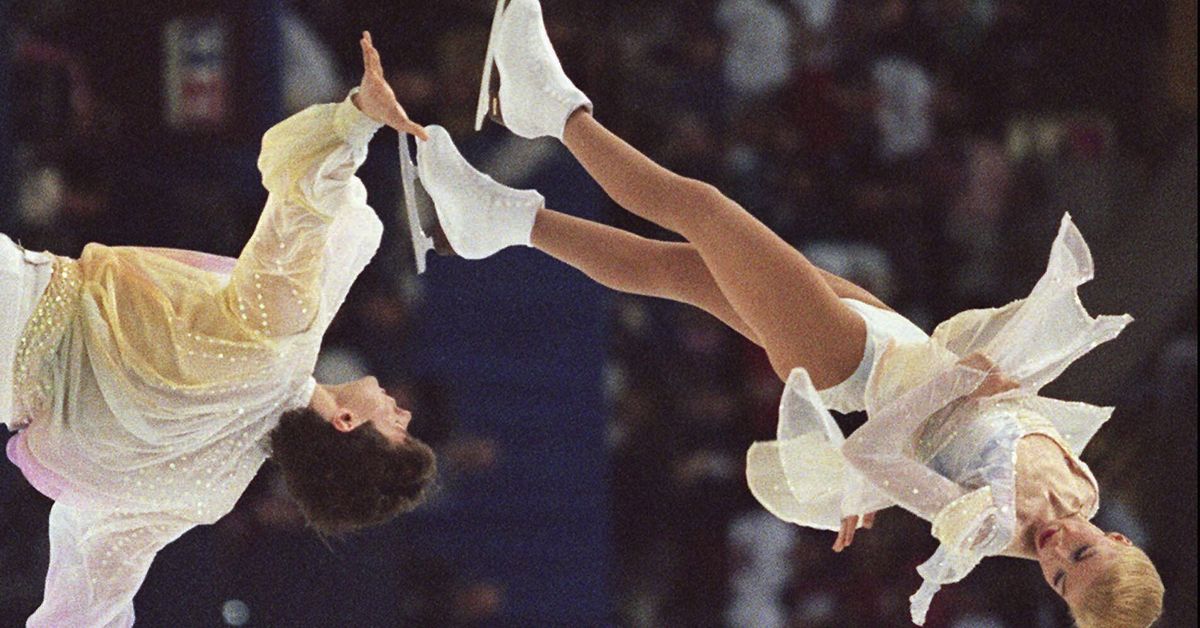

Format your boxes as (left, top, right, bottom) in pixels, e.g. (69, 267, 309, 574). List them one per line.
(226, 33, 423, 338)
(835, 351, 1018, 549)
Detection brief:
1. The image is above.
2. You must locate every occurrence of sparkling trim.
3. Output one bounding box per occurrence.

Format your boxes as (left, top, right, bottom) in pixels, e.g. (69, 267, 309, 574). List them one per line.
(12, 257, 82, 427)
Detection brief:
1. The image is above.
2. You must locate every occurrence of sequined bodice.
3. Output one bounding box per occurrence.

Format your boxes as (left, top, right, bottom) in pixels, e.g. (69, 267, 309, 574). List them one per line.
(919, 401, 1074, 487)
(918, 399, 1098, 513)
(12, 257, 81, 429)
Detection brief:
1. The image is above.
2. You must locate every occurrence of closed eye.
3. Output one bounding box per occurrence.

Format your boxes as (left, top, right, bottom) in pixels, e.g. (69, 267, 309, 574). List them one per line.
(1053, 569, 1064, 590)
(1072, 545, 1092, 562)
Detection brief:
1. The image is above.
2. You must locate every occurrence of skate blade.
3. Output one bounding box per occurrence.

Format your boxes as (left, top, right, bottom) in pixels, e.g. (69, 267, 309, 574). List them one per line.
(415, 178, 455, 257)
(475, 0, 509, 131)
(400, 132, 436, 273)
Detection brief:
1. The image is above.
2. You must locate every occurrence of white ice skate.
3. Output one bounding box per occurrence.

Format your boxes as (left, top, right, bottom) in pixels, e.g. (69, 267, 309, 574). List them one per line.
(474, 0, 592, 140)
(415, 125, 544, 260)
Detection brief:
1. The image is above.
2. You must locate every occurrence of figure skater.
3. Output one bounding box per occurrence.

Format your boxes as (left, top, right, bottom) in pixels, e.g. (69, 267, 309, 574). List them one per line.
(409, 1, 1164, 625)
(1, 33, 435, 626)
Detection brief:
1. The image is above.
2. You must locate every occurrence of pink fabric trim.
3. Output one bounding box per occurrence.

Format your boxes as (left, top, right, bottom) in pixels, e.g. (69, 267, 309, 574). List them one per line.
(7, 432, 66, 500)
(137, 247, 237, 275)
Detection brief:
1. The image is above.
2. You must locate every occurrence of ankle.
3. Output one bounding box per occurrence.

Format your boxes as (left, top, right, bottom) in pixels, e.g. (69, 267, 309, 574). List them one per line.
(529, 208, 551, 249)
(563, 106, 589, 144)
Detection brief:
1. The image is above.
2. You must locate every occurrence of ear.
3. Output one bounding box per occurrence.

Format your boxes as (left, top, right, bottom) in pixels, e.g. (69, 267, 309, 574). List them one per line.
(1107, 532, 1133, 546)
(331, 411, 356, 433)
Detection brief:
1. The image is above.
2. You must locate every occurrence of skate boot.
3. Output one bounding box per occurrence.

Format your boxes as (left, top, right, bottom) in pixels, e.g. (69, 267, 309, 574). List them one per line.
(475, 0, 592, 140)
(416, 125, 544, 260)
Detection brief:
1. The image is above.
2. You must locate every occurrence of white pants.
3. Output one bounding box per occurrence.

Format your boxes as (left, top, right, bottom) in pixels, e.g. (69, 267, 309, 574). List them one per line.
(1, 233, 55, 430)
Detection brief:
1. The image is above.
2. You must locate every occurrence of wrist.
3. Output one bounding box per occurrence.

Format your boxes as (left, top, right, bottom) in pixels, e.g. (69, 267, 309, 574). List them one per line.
(336, 89, 383, 145)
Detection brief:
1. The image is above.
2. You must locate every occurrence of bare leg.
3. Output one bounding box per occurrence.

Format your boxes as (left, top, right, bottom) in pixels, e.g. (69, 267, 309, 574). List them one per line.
(561, 110, 866, 387)
(817, 269, 894, 313)
(531, 208, 763, 345)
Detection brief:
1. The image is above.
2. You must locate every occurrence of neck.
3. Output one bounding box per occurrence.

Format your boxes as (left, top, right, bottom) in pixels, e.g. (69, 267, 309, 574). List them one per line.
(308, 384, 338, 421)
(1006, 436, 1095, 559)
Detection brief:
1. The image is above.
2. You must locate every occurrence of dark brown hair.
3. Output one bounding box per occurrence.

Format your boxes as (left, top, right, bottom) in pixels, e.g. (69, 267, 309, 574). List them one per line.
(268, 406, 437, 536)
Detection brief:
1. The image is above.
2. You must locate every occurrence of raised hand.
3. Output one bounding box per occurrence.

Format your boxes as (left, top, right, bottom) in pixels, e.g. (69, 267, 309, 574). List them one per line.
(353, 31, 428, 141)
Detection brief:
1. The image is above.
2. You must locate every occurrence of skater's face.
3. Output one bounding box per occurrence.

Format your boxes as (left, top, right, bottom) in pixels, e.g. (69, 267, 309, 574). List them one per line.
(1034, 516, 1132, 604)
(332, 376, 413, 444)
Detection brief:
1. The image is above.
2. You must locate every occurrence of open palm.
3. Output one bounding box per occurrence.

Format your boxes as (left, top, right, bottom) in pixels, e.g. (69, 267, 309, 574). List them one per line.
(355, 31, 428, 141)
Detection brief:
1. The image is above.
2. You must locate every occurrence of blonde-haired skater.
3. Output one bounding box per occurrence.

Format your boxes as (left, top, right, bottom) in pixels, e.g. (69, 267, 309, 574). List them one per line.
(411, 1, 1164, 626)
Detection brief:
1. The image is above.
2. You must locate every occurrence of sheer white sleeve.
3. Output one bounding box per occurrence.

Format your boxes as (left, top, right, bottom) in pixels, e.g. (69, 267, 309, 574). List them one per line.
(26, 504, 192, 628)
(843, 358, 991, 521)
(227, 90, 383, 338)
(930, 213, 1132, 394)
(844, 358, 1018, 626)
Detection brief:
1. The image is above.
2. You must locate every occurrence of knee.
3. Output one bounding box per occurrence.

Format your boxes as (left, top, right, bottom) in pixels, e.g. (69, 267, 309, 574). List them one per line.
(675, 176, 724, 208)
(670, 177, 735, 234)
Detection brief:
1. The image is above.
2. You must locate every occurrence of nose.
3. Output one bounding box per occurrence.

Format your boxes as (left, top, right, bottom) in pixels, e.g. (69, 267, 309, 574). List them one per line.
(1049, 535, 1075, 560)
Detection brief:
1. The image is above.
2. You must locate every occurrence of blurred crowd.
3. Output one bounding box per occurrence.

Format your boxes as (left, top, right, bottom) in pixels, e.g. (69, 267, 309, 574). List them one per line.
(3, 0, 1196, 626)
(585, 1, 1196, 627)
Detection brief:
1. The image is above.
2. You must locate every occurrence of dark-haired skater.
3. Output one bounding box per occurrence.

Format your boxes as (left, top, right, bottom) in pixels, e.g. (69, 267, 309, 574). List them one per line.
(2, 33, 435, 627)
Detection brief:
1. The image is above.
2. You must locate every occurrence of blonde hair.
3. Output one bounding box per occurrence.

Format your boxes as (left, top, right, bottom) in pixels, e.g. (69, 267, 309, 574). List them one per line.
(1070, 544, 1164, 628)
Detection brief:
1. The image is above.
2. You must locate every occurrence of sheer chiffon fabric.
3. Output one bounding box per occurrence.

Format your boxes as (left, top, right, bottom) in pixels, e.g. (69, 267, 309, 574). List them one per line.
(5, 92, 383, 626)
(746, 214, 1130, 624)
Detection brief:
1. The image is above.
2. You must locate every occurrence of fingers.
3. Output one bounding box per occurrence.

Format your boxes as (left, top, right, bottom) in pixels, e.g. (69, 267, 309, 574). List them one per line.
(355, 31, 426, 140)
(833, 515, 858, 552)
(834, 513, 878, 552)
(360, 31, 383, 76)
(402, 120, 430, 142)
